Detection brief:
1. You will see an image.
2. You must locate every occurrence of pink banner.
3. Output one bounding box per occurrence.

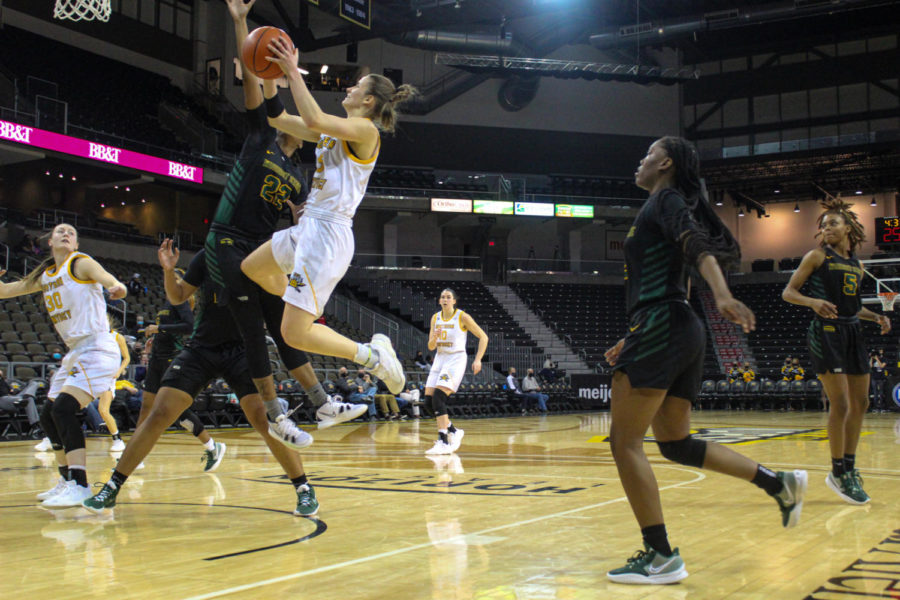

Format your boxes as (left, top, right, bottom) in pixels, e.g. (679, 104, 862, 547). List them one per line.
(0, 119, 203, 183)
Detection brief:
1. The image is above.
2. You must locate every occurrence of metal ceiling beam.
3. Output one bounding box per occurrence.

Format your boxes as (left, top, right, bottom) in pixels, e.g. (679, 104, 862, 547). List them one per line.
(435, 54, 699, 84)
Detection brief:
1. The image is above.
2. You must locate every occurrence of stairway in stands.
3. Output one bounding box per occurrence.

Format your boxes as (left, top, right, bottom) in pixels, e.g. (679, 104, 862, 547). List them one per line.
(485, 284, 590, 374)
(697, 290, 756, 372)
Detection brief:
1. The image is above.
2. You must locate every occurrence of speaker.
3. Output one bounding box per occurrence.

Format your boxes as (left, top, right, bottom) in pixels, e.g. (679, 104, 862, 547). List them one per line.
(346, 42, 358, 63)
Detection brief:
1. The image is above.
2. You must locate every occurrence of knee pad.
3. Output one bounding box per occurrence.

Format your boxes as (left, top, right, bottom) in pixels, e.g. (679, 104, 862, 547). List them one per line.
(40, 399, 64, 450)
(424, 394, 434, 416)
(51, 393, 86, 452)
(657, 435, 706, 468)
(432, 388, 449, 417)
(178, 409, 206, 437)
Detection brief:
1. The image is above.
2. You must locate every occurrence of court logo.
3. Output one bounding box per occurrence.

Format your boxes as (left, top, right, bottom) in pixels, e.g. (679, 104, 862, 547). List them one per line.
(288, 273, 306, 290)
(892, 382, 900, 408)
(806, 529, 900, 599)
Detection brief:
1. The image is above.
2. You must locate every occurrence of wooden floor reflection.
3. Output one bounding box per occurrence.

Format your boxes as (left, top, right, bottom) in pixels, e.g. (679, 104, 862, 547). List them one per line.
(2, 411, 900, 599)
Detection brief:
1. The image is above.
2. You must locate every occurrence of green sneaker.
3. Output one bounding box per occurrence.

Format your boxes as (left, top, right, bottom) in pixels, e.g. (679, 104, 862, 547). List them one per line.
(826, 471, 869, 505)
(850, 469, 871, 503)
(82, 482, 120, 513)
(607, 543, 688, 584)
(294, 484, 319, 517)
(774, 469, 808, 528)
(203, 442, 227, 473)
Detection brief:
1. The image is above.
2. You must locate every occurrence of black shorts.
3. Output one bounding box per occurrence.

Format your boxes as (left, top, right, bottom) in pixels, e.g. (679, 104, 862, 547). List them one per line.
(614, 300, 705, 401)
(204, 231, 260, 305)
(807, 317, 870, 376)
(142, 353, 176, 394)
(159, 342, 257, 400)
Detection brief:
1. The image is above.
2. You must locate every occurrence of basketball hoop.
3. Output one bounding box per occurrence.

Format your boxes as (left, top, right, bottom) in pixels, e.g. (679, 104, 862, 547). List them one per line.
(53, 0, 111, 22)
(879, 292, 898, 312)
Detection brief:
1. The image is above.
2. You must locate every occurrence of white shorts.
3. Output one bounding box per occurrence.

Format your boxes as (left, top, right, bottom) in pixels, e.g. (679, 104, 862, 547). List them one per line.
(425, 352, 468, 393)
(271, 216, 354, 317)
(48, 334, 121, 404)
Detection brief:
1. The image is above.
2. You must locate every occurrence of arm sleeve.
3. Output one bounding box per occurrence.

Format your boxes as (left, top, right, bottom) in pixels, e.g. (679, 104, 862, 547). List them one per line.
(182, 250, 206, 289)
(159, 302, 195, 335)
(654, 189, 715, 266)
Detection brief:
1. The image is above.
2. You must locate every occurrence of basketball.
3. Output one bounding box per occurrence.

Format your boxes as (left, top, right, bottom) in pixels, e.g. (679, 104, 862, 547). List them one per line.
(240, 26, 294, 80)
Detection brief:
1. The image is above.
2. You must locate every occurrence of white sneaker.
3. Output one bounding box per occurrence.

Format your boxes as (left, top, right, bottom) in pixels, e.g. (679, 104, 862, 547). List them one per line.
(37, 477, 68, 500)
(425, 439, 453, 455)
(110, 438, 126, 452)
(34, 437, 52, 452)
(316, 399, 368, 429)
(448, 429, 465, 453)
(42, 481, 93, 508)
(368, 334, 406, 394)
(268, 415, 314, 450)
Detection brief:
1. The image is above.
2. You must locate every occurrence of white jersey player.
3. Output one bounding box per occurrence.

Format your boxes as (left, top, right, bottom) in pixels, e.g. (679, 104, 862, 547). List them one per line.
(241, 37, 418, 401)
(0, 223, 126, 507)
(424, 289, 489, 457)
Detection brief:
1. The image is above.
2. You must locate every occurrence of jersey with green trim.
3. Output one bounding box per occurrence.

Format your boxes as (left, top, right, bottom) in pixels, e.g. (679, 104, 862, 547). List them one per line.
(211, 105, 307, 239)
(182, 250, 242, 348)
(150, 300, 194, 358)
(623, 188, 700, 316)
(805, 245, 863, 317)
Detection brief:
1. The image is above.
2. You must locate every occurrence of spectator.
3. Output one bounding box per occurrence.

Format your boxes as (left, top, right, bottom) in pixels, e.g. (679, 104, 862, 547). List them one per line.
(741, 362, 755, 383)
(374, 377, 407, 420)
(333, 366, 356, 400)
(0, 369, 41, 432)
(349, 369, 377, 419)
(399, 382, 426, 418)
(521, 368, 549, 413)
(414, 351, 431, 370)
(727, 363, 743, 383)
(540, 355, 558, 382)
(780, 356, 793, 380)
(870, 350, 888, 412)
(786, 358, 805, 381)
(127, 273, 145, 297)
(505, 367, 536, 414)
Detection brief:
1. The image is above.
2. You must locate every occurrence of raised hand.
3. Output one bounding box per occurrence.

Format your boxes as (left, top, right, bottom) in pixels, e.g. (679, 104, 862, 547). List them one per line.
(158, 238, 180, 271)
(266, 36, 300, 76)
(226, 0, 255, 21)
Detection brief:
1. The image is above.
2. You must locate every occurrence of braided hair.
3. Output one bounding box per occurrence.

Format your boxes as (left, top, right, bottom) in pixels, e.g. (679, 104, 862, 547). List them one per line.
(658, 136, 741, 270)
(815, 195, 866, 253)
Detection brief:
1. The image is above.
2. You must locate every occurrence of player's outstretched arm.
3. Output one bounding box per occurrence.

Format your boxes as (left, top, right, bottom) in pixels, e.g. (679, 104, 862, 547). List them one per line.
(0, 270, 42, 298)
(228, 0, 262, 109)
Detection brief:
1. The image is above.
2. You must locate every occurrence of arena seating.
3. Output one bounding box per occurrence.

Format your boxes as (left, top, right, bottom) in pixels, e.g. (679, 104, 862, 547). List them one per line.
(0, 26, 240, 159)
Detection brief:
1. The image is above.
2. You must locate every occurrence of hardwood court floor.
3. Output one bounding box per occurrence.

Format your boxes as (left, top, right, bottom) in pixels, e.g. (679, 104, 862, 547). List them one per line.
(2, 411, 899, 600)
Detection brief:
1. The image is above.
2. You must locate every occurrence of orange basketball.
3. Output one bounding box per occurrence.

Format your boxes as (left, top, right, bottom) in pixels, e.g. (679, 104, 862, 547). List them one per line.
(241, 26, 294, 80)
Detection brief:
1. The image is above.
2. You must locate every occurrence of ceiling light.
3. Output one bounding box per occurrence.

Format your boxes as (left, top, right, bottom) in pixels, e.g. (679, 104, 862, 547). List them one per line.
(100, 203, 105, 208)
(320, 65, 329, 74)
(126, 187, 131, 192)
(45, 171, 50, 176)
(58, 173, 63, 178)
(793, 203, 800, 213)
(774, 188, 780, 194)
(871, 196, 877, 207)
(738, 207, 744, 217)
(855, 190, 863, 195)
(141, 198, 146, 203)
(71, 176, 77, 181)
(121, 201, 125, 206)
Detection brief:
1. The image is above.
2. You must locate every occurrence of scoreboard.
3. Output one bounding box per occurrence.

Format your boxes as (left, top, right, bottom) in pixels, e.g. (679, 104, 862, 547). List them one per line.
(874, 216, 900, 248)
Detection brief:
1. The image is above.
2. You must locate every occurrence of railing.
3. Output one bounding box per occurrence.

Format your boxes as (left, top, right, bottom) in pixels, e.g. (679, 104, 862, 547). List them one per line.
(353, 253, 481, 270)
(324, 293, 401, 348)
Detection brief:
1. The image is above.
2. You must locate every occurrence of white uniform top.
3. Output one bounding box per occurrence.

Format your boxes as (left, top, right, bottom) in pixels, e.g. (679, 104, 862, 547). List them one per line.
(432, 309, 468, 355)
(305, 133, 379, 225)
(41, 252, 111, 349)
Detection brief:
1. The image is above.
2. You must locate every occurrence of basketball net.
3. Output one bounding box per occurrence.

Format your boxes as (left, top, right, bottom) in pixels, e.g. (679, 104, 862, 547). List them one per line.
(879, 292, 898, 312)
(53, 0, 111, 22)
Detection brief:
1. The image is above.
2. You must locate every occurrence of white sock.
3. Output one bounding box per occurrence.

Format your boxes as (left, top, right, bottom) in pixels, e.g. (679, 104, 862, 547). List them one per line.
(354, 343, 379, 368)
(204, 439, 216, 451)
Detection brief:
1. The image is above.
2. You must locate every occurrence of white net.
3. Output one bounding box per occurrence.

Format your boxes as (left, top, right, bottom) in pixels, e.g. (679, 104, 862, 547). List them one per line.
(879, 292, 898, 312)
(53, 0, 111, 22)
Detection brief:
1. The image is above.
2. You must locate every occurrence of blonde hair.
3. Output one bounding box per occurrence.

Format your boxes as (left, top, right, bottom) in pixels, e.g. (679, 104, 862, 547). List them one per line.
(22, 224, 76, 288)
(815, 196, 866, 253)
(363, 74, 418, 134)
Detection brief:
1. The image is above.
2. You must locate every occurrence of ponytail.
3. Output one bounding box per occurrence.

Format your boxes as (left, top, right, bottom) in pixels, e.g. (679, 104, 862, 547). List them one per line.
(365, 74, 419, 134)
(659, 136, 741, 271)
